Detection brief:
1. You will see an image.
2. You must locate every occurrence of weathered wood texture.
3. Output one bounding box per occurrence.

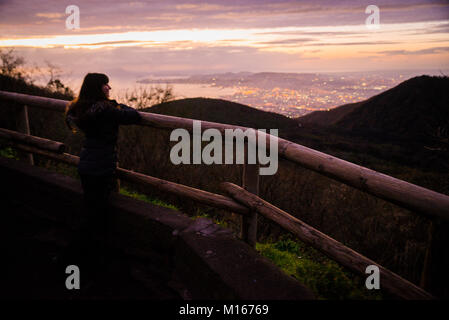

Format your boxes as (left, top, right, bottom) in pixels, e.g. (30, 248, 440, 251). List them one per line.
(1, 90, 447, 221)
(117, 166, 250, 216)
(0, 128, 66, 153)
(0, 91, 68, 112)
(16, 105, 34, 164)
(11, 143, 250, 217)
(241, 161, 259, 247)
(221, 182, 435, 300)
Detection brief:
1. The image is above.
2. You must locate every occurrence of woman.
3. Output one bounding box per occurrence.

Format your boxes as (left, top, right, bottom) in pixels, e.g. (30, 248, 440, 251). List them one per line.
(64, 73, 141, 280)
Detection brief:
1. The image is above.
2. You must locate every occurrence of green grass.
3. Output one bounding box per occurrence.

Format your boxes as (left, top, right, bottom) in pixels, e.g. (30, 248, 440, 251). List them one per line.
(0, 146, 19, 160)
(119, 186, 179, 211)
(188, 209, 385, 300)
(255, 235, 384, 300)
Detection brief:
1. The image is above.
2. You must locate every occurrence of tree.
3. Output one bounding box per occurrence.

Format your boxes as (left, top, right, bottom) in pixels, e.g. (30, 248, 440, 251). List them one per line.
(0, 48, 26, 80)
(43, 60, 74, 96)
(121, 84, 175, 110)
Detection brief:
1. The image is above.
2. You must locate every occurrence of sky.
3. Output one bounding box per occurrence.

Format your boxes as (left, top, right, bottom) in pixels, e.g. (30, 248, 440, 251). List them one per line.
(0, 0, 448, 90)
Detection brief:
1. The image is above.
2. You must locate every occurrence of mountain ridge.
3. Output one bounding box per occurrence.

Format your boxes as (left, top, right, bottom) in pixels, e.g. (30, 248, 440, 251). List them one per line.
(298, 75, 449, 146)
(144, 97, 298, 131)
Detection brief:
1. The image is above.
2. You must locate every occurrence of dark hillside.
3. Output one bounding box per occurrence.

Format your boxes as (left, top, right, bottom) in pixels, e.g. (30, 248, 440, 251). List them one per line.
(291, 76, 449, 176)
(298, 101, 362, 127)
(145, 97, 298, 132)
(298, 76, 449, 147)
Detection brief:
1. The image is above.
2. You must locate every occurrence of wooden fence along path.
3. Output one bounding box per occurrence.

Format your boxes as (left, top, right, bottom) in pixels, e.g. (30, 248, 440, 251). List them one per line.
(1, 90, 449, 300)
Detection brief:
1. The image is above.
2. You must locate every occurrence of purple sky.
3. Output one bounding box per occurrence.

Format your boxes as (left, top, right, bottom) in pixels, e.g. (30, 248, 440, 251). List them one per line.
(0, 0, 448, 89)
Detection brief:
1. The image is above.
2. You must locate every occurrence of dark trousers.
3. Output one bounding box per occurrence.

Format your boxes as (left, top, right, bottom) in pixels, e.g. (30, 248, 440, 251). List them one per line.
(79, 173, 116, 238)
(63, 173, 116, 277)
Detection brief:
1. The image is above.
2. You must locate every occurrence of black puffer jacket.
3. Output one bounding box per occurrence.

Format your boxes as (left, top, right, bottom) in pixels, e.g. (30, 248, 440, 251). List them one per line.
(66, 99, 141, 176)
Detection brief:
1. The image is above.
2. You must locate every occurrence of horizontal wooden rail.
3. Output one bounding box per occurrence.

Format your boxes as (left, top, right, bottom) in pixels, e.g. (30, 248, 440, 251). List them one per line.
(117, 168, 250, 216)
(0, 91, 67, 112)
(1, 90, 448, 221)
(221, 182, 434, 300)
(9, 136, 436, 299)
(0, 128, 65, 153)
(9, 142, 250, 217)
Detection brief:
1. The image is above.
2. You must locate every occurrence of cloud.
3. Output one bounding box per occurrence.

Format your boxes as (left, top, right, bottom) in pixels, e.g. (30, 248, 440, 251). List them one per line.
(69, 40, 150, 48)
(310, 40, 402, 47)
(254, 30, 358, 36)
(2, 0, 449, 37)
(410, 21, 449, 35)
(253, 38, 403, 49)
(35, 12, 64, 19)
(1, 1, 448, 76)
(255, 38, 315, 45)
(377, 46, 449, 55)
(174, 3, 227, 11)
(13, 43, 320, 81)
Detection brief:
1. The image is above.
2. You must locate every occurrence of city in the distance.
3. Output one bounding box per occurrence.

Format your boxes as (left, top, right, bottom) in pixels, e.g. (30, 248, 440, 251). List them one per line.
(135, 69, 441, 118)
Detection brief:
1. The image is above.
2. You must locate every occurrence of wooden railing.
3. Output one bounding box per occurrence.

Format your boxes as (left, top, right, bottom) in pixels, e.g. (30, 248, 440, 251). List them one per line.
(1, 90, 448, 300)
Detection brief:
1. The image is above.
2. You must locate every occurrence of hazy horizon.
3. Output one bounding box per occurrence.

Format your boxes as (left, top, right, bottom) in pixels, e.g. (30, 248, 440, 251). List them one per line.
(30, 67, 449, 96)
(1, 0, 448, 85)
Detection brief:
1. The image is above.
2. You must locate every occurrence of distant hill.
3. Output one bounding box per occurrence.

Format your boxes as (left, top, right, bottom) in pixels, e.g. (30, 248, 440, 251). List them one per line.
(143, 97, 298, 132)
(298, 76, 449, 145)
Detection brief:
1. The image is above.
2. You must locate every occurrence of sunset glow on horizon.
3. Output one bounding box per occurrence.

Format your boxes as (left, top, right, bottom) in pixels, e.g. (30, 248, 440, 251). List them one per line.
(0, 0, 448, 81)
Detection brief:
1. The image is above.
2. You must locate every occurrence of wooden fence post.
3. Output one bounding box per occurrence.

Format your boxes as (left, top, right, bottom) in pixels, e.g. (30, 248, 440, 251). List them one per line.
(16, 105, 34, 165)
(241, 141, 259, 247)
(116, 161, 121, 192)
(420, 219, 449, 298)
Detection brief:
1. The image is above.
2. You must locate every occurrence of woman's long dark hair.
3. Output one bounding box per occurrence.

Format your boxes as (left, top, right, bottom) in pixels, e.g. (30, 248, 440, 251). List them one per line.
(65, 73, 109, 131)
